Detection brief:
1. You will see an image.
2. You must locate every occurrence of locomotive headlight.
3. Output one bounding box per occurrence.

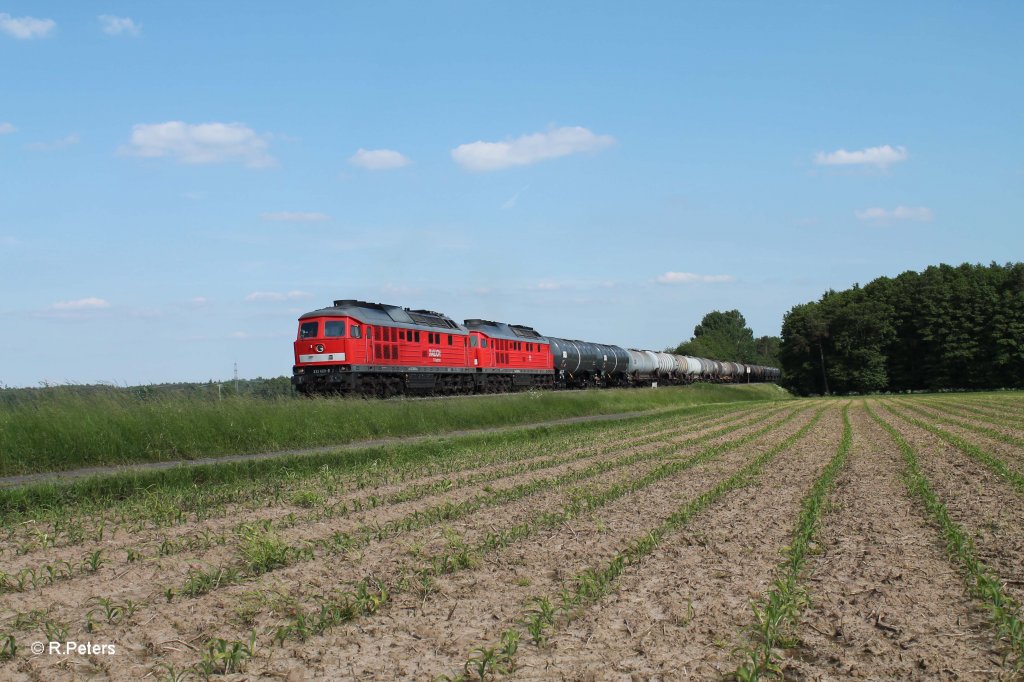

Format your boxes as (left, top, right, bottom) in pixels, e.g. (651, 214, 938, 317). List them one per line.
(315, 344, 325, 353)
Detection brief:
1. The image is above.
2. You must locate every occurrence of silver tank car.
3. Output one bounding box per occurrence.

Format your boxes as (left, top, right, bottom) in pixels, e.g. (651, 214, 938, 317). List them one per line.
(685, 356, 702, 375)
(672, 354, 689, 377)
(627, 349, 657, 377)
(654, 352, 676, 376)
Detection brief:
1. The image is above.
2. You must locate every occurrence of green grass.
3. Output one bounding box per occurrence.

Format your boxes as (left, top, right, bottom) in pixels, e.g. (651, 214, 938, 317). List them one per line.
(0, 383, 788, 477)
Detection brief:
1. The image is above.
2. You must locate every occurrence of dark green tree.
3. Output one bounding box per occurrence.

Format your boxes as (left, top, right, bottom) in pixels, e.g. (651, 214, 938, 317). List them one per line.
(672, 310, 780, 366)
(780, 262, 1024, 394)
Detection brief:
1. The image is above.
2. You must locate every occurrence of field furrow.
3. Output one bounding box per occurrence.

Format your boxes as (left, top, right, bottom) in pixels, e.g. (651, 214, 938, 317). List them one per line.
(906, 399, 1024, 449)
(882, 403, 1024, 493)
(0, 403, 773, 578)
(0, 402, 765, 560)
(873, 402, 1024, 613)
(4, 391, 1023, 680)
(0, 406, 789, 632)
(0, 405, 804, 680)
(434, 404, 833, 681)
(789, 403, 1008, 680)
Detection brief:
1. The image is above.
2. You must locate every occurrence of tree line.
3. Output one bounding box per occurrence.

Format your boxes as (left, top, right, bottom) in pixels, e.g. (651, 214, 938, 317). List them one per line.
(671, 310, 781, 368)
(779, 262, 1024, 395)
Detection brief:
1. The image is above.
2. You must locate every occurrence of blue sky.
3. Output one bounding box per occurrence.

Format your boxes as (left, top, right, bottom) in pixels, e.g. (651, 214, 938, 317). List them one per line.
(1, 2, 1021, 387)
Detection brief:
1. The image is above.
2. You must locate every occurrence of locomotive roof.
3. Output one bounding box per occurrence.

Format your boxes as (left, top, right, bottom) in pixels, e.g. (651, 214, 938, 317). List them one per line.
(463, 319, 549, 343)
(300, 300, 468, 334)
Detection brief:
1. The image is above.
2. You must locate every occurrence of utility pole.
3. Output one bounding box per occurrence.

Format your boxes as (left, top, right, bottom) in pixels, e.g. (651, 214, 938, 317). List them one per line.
(234, 362, 239, 395)
(818, 343, 830, 395)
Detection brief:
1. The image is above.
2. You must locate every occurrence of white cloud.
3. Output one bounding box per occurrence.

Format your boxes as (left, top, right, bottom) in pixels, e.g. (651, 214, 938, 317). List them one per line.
(656, 272, 736, 284)
(0, 13, 55, 39)
(349, 148, 411, 170)
(452, 126, 615, 171)
(261, 211, 331, 222)
(245, 291, 311, 302)
(0, 122, 15, 135)
(25, 133, 79, 151)
(814, 144, 908, 168)
(855, 206, 934, 223)
(122, 121, 274, 168)
(189, 296, 209, 305)
(51, 297, 111, 311)
(99, 15, 140, 36)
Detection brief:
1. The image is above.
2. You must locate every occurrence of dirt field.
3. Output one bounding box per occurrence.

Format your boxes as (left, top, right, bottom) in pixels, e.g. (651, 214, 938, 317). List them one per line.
(1, 393, 1023, 680)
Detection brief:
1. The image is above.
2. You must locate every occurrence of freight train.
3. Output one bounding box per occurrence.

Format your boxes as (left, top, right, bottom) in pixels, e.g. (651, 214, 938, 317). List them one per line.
(291, 299, 780, 396)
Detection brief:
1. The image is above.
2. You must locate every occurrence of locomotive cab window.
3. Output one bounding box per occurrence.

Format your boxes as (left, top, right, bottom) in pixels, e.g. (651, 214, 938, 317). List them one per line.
(299, 321, 318, 339)
(324, 321, 345, 337)
(448, 335, 453, 345)
(350, 325, 361, 339)
(470, 336, 478, 347)
(481, 338, 488, 348)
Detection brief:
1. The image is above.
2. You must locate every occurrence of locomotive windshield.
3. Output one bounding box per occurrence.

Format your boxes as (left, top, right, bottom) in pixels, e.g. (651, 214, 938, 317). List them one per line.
(299, 321, 318, 339)
(324, 321, 345, 337)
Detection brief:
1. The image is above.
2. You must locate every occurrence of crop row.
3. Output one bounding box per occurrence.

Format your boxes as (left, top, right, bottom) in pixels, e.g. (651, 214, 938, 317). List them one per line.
(0, 400, 764, 550)
(733, 403, 852, 679)
(868, 404, 1024, 668)
(0, 404, 776, 599)
(882, 403, 1024, 494)
(442, 405, 829, 680)
(0, 405, 797, 661)
(164, 405, 816, 677)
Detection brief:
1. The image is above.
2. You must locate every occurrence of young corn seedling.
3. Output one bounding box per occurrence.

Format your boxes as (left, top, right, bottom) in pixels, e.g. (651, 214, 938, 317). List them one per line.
(84, 549, 105, 573)
(152, 662, 191, 682)
(196, 631, 256, 676)
(0, 634, 15, 662)
(44, 620, 69, 643)
(464, 645, 506, 681)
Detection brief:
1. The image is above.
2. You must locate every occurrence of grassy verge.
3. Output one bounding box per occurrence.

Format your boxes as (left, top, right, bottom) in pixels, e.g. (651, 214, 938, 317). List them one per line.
(868, 403, 1024, 670)
(0, 383, 789, 477)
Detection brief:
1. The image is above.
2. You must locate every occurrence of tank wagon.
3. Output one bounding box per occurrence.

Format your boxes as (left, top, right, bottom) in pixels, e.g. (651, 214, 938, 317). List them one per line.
(292, 299, 780, 396)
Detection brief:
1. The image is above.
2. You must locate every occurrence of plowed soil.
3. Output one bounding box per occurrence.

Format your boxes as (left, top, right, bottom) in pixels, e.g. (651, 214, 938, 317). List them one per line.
(3, 394, 1024, 681)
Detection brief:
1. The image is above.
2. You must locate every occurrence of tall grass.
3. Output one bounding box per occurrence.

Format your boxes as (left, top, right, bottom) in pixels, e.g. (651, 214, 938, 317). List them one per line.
(0, 383, 788, 476)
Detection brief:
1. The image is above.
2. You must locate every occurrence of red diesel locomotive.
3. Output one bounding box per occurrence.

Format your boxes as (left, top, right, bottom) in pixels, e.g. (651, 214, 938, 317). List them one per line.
(292, 299, 780, 396)
(291, 300, 553, 396)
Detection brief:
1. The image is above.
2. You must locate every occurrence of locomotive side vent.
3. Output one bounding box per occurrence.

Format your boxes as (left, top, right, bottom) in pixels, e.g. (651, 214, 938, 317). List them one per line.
(407, 309, 459, 329)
